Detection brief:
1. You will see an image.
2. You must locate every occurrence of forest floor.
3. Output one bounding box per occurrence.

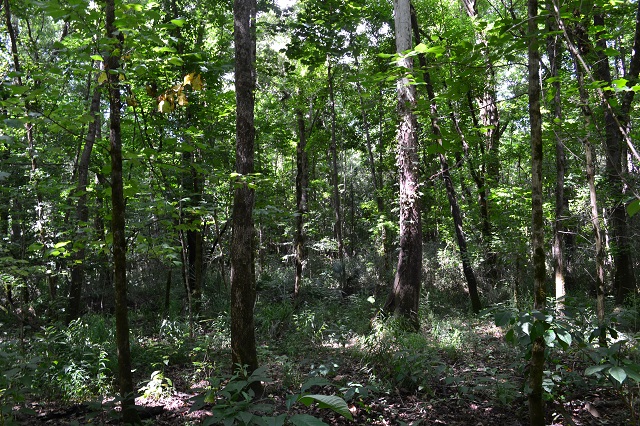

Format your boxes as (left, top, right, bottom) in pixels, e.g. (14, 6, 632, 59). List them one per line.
(6, 292, 638, 426)
(17, 317, 634, 426)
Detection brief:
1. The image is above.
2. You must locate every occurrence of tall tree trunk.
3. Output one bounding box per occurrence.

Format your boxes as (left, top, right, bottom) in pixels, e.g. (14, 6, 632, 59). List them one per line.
(460, 0, 501, 286)
(546, 2, 567, 309)
(68, 84, 101, 323)
(527, 0, 546, 423)
(570, 49, 607, 332)
(592, 12, 637, 303)
(105, 0, 139, 422)
(383, 0, 422, 330)
(328, 61, 346, 291)
(410, 3, 481, 313)
(294, 109, 309, 299)
(231, 0, 262, 395)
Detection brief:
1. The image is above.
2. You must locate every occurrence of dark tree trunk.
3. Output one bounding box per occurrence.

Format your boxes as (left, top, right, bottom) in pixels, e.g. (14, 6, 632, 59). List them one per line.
(105, 0, 139, 422)
(461, 0, 501, 287)
(384, 0, 422, 330)
(231, 0, 261, 395)
(68, 85, 101, 323)
(592, 13, 637, 303)
(546, 3, 567, 309)
(410, 3, 481, 313)
(328, 62, 346, 291)
(294, 109, 309, 299)
(527, 0, 546, 423)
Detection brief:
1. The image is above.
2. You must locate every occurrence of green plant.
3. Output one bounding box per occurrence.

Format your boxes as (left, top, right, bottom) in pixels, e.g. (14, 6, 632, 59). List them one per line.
(138, 370, 174, 400)
(583, 336, 640, 425)
(193, 365, 354, 425)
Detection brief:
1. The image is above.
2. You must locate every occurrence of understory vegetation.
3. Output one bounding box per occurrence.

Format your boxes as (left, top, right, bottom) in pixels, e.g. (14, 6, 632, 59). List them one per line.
(1, 254, 638, 425)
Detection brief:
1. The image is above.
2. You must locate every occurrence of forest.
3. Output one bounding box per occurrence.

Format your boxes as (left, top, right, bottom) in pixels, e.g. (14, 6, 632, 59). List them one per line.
(1, 0, 640, 424)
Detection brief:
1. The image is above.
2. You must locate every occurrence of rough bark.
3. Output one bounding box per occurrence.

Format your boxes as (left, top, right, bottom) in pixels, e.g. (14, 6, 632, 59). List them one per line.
(105, 0, 139, 421)
(383, 0, 422, 330)
(231, 0, 261, 395)
(410, 3, 481, 313)
(294, 109, 309, 299)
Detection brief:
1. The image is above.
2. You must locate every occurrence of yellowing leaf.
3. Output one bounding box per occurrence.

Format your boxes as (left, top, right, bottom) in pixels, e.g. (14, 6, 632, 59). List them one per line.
(98, 72, 108, 84)
(177, 93, 188, 106)
(191, 73, 203, 90)
(119, 73, 125, 81)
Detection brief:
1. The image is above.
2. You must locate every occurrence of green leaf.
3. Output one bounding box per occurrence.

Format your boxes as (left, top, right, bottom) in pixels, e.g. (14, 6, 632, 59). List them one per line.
(544, 329, 556, 346)
(171, 18, 186, 27)
(555, 328, 572, 348)
(297, 395, 353, 420)
(585, 364, 610, 376)
(609, 366, 627, 384)
(494, 310, 512, 327)
(289, 414, 330, 426)
(90, 55, 104, 61)
(300, 377, 331, 393)
(54, 241, 71, 249)
(627, 199, 640, 217)
(262, 414, 286, 426)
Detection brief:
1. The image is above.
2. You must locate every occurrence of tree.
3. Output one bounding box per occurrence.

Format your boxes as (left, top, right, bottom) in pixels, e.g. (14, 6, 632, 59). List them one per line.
(105, 0, 139, 422)
(410, 2, 481, 314)
(527, 0, 546, 422)
(384, 0, 422, 329)
(230, 0, 262, 394)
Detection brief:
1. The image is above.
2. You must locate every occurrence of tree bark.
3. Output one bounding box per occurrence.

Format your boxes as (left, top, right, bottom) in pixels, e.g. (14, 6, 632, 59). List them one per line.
(231, 0, 262, 395)
(105, 0, 139, 421)
(527, 0, 546, 423)
(384, 0, 422, 330)
(294, 109, 309, 299)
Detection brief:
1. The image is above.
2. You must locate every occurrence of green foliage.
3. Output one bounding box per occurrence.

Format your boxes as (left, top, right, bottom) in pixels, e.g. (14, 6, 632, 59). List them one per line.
(138, 370, 174, 400)
(193, 365, 353, 425)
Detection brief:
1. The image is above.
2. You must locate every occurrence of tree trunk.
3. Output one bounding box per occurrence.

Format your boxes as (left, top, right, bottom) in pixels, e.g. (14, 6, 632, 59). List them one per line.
(231, 0, 262, 395)
(294, 109, 309, 299)
(105, 0, 139, 422)
(571, 51, 607, 336)
(328, 61, 346, 292)
(384, 0, 422, 330)
(461, 0, 501, 286)
(546, 3, 567, 310)
(68, 84, 101, 323)
(410, 3, 481, 313)
(592, 12, 637, 304)
(527, 0, 546, 423)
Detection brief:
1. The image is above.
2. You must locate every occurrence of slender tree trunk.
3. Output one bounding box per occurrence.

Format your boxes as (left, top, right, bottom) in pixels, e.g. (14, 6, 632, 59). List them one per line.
(527, 0, 546, 423)
(384, 0, 422, 330)
(105, 0, 139, 421)
(546, 3, 567, 310)
(68, 85, 101, 323)
(410, 3, 481, 313)
(231, 0, 262, 395)
(461, 0, 501, 286)
(328, 62, 346, 291)
(294, 109, 309, 299)
(572, 49, 608, 335)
